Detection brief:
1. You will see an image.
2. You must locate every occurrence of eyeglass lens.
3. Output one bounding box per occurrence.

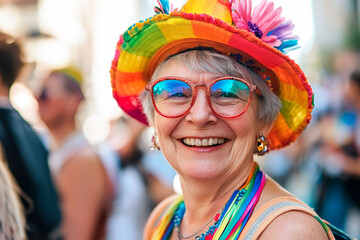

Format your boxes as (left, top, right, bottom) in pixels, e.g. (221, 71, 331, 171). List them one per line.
(152, 79, 251, 118)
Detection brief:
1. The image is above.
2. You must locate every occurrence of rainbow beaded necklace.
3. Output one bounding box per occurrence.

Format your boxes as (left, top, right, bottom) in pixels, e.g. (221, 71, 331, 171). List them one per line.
(151, 163, 266, 240)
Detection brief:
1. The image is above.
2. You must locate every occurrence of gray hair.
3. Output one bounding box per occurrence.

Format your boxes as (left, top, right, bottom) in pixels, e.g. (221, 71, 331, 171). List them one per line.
(142, 50, 281, 123)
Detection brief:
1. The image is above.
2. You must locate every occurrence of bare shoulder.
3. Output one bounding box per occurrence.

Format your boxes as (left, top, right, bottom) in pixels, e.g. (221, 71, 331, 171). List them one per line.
(258, 210, 329, 240)
(260, 176, 294, 201)
(59, 146, 106, 192)
(256, 177, 329, 240)
(62, 146, 103, 173)
(144, 194, 179, 239)
(70, 146, 101, 164)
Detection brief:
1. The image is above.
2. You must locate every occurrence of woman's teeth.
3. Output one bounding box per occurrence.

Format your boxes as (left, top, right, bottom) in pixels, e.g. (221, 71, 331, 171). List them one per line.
(183, 138, 225, 147)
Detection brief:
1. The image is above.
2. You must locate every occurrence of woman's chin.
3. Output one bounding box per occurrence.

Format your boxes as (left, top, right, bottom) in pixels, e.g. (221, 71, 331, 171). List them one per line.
(180, 162, 224, 181)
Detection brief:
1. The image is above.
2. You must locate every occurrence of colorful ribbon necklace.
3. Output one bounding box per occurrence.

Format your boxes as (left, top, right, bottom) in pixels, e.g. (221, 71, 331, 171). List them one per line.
(151, 163, 266, 240)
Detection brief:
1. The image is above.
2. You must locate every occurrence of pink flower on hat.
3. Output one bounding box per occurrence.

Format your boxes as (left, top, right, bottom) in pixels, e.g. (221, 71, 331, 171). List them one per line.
(231, 0, 296, 50)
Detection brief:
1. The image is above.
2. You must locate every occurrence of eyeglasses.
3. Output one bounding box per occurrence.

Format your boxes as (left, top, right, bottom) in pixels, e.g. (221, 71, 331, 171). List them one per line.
(145, 76, 262, 118)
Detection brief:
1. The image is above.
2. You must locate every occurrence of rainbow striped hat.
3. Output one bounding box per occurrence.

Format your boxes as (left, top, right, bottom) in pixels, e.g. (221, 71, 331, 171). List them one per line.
(110, 0, 313, 150)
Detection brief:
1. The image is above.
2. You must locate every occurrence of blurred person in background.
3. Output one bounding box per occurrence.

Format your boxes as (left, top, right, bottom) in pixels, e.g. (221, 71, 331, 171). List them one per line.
(141, 146, 177, 206)
(338, 70, 360, 177)
(0, 145, 26, 240)
(112, 116, 176, 207)
(0, 31, 62, 240)
(106, 116, 175, 240)
(105, 116, 150, 240)
(36, 67, 115, 240)
(317, 69, 360, 236)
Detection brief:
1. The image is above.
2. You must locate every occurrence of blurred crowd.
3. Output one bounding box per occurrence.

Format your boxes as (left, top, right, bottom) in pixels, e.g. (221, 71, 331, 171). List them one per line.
(1, 1, 360, 239)
(2, 29, 360, 239)
(0, 31, 177, 240)
(261, 50, 360, 238)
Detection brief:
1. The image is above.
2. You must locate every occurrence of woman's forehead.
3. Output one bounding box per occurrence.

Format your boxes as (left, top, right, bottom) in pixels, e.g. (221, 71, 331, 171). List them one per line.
(155, 55, 234, 79)
(155, 60, 225, 81)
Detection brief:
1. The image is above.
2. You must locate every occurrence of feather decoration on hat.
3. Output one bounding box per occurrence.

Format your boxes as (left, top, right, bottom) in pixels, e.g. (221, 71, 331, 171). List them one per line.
(154, 0, 178, 14)
(231, 0, 298, 53)
(268, 20, 299, 53)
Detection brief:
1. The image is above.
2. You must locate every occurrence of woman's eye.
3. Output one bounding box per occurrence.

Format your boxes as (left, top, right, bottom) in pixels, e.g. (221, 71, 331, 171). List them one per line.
(221, 92, 239, 98)
(213, 90, 239, 98)
(168, 92, 186, 98)
(167, 87, 192, 98)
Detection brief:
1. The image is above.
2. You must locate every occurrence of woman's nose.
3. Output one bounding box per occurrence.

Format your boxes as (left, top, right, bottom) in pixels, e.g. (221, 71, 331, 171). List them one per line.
(185, 88, 217, 125)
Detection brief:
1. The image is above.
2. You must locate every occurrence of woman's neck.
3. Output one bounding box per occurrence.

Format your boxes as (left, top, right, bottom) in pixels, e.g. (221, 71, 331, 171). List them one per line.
(49, 122, 78, 150)
(178, 160, 255, 233)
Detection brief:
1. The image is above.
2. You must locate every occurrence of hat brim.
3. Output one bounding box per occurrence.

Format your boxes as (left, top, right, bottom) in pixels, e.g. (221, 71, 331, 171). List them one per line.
(110, 12, 313, 150)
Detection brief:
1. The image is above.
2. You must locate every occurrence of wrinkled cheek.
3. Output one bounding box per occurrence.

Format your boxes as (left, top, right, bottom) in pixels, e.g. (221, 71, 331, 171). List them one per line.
(154, 113, 180, 147)
(229, 113, 258, 165)
(154, 123, 176, 163)
(230, 130, 255, 165)
(156, 136, 180, 172)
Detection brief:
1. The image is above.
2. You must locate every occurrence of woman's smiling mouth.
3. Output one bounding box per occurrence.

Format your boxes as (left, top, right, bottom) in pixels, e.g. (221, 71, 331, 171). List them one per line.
(182, 138, 226, 147)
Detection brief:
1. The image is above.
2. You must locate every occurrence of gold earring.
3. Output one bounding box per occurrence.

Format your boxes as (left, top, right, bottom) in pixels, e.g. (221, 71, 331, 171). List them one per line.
(151, 134, 160, 150)
(257, 134, 269, 156)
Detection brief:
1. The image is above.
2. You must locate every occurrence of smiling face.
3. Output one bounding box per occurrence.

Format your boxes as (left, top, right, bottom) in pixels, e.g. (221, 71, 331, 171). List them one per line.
(151, 59, 268, 181)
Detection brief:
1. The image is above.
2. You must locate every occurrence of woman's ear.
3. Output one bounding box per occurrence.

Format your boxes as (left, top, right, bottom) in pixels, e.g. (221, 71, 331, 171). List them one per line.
(148, 117, 156, 129)
(257, 120, 274, 136)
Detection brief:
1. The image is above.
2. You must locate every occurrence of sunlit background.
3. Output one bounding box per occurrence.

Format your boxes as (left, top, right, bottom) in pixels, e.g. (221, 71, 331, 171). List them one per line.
(0, 0, 359, 144)
(2, 0, 360, 237)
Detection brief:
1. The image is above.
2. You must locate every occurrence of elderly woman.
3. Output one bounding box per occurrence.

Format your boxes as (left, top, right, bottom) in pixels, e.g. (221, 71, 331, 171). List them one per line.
(110, 0, 350, 239)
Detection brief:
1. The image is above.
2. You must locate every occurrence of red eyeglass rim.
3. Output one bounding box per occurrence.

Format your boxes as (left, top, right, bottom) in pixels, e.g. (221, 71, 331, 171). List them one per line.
(145, 76, 262, 119)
